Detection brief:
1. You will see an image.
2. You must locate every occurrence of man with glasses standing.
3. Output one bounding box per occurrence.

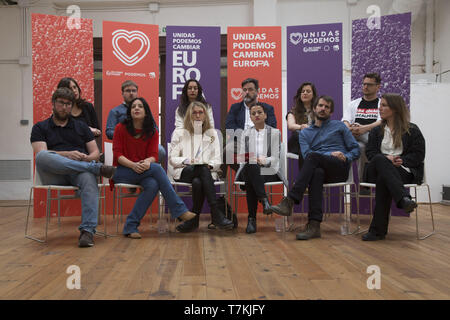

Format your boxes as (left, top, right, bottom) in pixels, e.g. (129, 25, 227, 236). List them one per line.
(342, 73, 382, 183)
(30, 88, 116, 247)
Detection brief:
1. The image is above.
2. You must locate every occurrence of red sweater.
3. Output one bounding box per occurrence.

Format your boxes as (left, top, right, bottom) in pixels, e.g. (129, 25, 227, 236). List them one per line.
(113, 123, 159, 166)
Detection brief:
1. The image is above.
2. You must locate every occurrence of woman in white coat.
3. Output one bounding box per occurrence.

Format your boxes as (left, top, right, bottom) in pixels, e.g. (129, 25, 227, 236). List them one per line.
(169, 101, 233, 232)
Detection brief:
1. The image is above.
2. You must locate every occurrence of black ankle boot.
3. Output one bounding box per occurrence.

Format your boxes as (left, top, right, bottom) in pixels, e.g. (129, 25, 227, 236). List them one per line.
(398, 196, 417, 213)
(176, 213, 199, 233)
(211, 205, 234, 230)
(246, 217, 256, 234)
(259, 198, 272, 215)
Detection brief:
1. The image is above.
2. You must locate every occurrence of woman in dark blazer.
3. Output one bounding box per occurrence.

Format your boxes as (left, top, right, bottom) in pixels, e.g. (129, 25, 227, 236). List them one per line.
(362, 93, 425, 241)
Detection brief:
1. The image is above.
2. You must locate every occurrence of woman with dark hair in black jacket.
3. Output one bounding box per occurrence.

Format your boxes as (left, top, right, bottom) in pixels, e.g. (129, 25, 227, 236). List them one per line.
(362, 93, 425, 241)
(57, 77, 101, 137)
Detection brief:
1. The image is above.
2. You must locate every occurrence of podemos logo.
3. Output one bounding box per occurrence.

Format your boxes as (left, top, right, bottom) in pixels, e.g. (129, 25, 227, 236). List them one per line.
(230, 88, 243, 100)
(112, 29, 150, 67)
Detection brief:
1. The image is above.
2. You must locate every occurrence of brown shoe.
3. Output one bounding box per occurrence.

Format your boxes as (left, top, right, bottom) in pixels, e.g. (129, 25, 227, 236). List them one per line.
(179, 211, 196, 222)
(100, 165, 116, 179)
(125, 232, 142, 239)
(296, 220, 321, 240)
(269, 197, 294, 216)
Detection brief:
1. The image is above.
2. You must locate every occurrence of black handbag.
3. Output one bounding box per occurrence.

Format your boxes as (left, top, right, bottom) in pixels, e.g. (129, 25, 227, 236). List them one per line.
(208, 195, 238, 229)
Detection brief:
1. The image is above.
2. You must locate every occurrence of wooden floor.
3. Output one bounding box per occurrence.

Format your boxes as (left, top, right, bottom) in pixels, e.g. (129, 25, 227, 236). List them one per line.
(0, 201, 449, 300)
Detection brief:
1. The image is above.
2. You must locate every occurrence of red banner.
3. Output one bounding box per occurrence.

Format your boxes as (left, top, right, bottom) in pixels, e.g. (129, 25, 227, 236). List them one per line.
(227, 26, 282, 129)
(32, 13, 94, 218)
(102, 21, 160, 216)
(102, 21, 159, 138)
(227, 27, 283, 214)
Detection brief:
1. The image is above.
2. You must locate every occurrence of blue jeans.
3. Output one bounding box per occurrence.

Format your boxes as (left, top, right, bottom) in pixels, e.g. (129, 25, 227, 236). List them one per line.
(113, 163, 188, 234)
(35, 150, 100, 234)
(158, 144, 166, 166)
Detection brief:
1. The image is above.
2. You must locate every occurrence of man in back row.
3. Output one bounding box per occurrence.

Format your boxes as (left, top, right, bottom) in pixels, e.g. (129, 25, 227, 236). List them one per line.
(342, 72, 382, 181)
(106, 80, 166, 163)
(224, 78, 277, 173)
(31, 88, 116, 248)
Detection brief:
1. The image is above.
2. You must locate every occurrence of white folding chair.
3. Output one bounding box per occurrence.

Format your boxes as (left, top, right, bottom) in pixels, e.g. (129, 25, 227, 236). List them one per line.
(322, 163, 359, 234)
(357, 170, 435, 240)
(25, 152, 112, 243)
(103, 142, 150, 234)
(230, 144, 287, 228)
(24, 165, 80, 243)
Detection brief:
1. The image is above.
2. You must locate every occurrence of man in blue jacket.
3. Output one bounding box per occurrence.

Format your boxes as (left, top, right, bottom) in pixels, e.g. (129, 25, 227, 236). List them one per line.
(269, 95, 360, 240)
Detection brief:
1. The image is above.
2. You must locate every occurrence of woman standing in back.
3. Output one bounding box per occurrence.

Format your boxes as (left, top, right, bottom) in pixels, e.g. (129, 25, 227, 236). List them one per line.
(57, 77, 101, 137)
(286, 82, 317, 168)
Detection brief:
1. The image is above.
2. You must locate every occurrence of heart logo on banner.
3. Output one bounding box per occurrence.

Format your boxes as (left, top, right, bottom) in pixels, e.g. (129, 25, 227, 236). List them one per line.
(289, 32, 302, 45)
(112, 29, 150, 67)
(231, 88, 243, 100)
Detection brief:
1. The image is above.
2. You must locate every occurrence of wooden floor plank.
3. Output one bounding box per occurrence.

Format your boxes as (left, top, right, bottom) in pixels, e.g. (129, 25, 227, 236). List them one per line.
(0, 202, 449, 300)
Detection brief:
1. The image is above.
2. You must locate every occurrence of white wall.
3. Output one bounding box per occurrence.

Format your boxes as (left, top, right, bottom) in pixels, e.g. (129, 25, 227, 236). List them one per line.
(435, 0, 450, 82)
(0, 0, 448, 202)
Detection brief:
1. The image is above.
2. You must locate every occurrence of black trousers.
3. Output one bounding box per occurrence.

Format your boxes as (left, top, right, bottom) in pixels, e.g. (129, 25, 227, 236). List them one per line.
(287, 132, 304, 169)
(241, 164, 280, 218)
(178, 165, 218, 214)
(365, 154, 414, 236)
(288, 152, 349, 222)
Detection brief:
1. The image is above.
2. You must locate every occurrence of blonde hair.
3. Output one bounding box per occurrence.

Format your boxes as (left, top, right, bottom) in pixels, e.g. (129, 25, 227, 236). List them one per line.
(183, 101, 212, 134)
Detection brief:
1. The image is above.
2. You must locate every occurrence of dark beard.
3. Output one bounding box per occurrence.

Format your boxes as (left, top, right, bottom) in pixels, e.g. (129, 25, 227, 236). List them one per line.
(244, 95, 256, 105)
(53, 110, 69, 122)
(315, 115, 329, 121)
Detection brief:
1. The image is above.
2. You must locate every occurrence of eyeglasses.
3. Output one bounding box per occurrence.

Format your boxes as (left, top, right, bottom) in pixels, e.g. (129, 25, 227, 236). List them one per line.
(55, 100, 72, 107)
(192, 111, 204, 116)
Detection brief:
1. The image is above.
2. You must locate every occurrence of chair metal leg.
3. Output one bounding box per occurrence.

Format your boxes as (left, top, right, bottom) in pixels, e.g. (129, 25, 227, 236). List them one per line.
(25, 188, 50, 243)
(416, 185, 436, 240)
(44, 189, 51, 243)
(57, 190, 61, 227)
(355, 185, 372, 235)
(24, 187, 44, 242)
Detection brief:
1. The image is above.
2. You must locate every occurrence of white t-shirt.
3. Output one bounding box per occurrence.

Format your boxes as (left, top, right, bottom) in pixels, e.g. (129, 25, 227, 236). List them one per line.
(244, 101, 254, 130)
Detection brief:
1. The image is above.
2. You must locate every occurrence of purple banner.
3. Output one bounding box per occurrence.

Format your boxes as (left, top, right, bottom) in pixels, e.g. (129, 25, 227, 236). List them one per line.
(351, 13, 411, 106)
(287, 23, 343, 214)
(287, 23, 343, 120)
(351, 13, 411, 216)
(165, 26, 221, 140)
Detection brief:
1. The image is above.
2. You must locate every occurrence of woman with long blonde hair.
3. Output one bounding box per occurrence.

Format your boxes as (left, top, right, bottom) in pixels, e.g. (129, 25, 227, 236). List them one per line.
(169, 101, 233, 232)
(362, 93, 425, 241)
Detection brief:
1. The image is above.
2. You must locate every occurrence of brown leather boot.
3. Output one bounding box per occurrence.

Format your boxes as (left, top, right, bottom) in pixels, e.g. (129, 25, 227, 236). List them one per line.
(296, 220, 321, 240)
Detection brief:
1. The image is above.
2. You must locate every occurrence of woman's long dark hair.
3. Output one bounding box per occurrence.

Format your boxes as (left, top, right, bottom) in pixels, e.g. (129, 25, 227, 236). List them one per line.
(178, 79, 207, 118)
(124, 97, 156, 140)
(57, 77, 85, 105)
(291, 82, 317, 124)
